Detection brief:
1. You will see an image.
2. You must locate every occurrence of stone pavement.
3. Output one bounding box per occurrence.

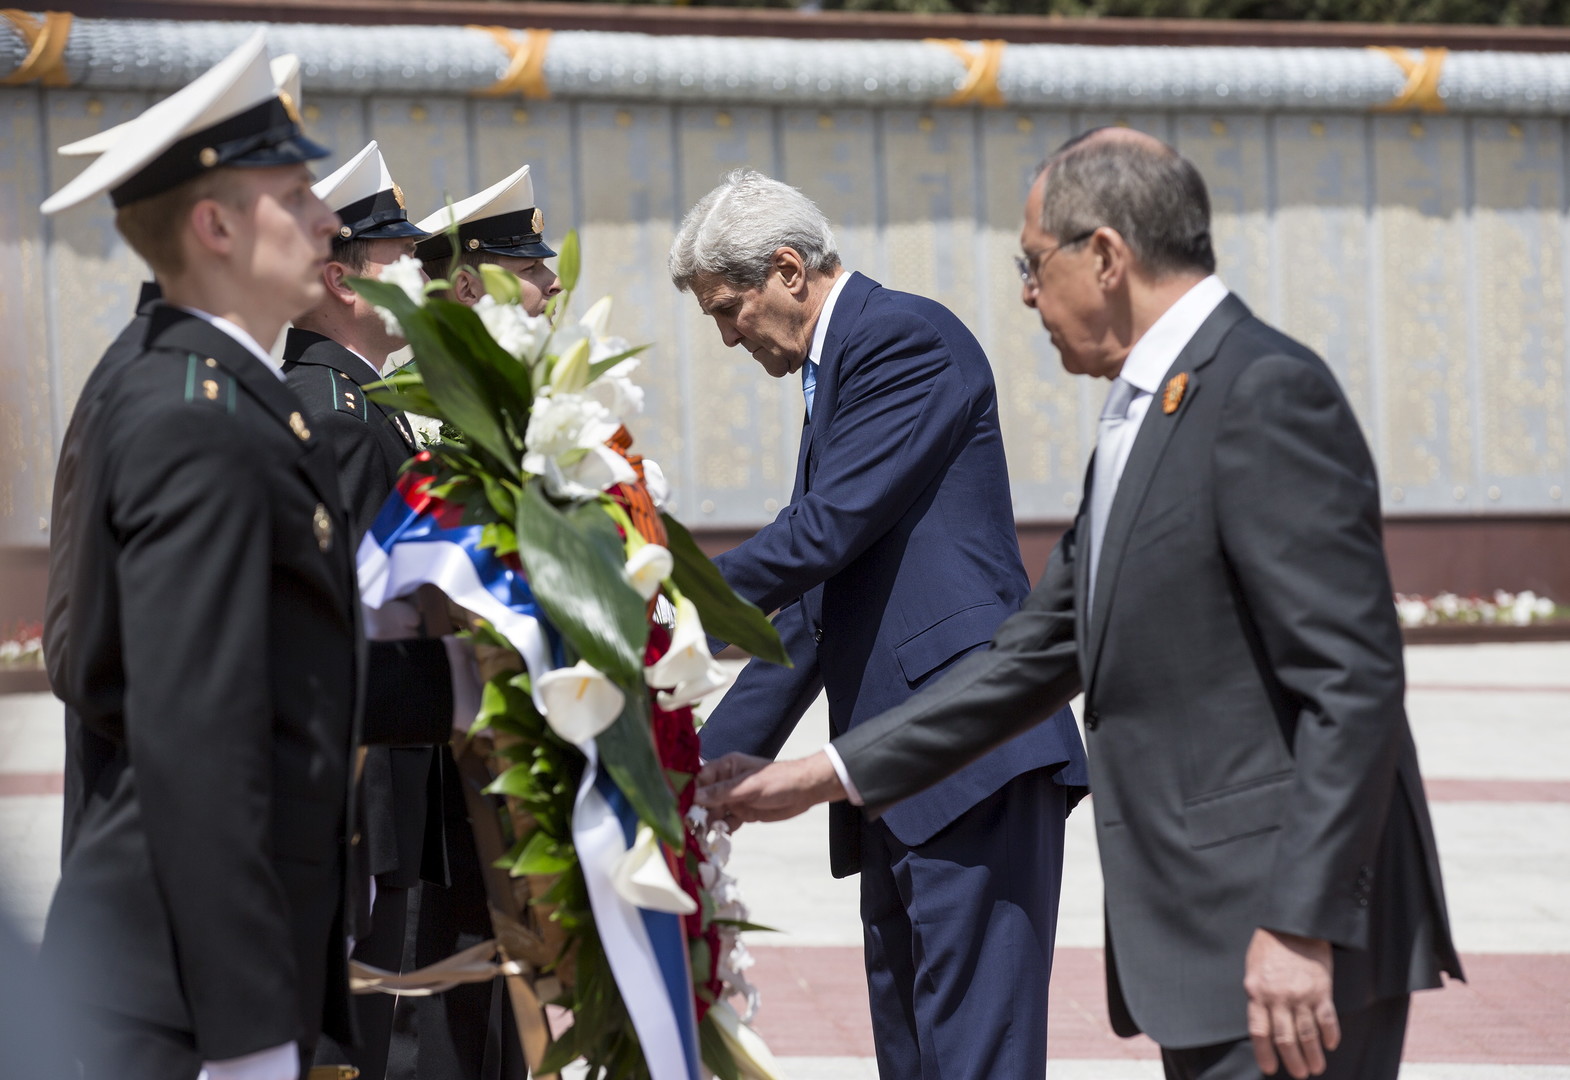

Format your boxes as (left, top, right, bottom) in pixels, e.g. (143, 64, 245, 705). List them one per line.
(3, 642, 1568, 1077)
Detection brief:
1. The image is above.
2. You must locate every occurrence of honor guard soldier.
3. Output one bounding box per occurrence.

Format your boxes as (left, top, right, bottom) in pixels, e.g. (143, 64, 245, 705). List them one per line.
(39, 33, 447, 1080)
(415, 163, 562, 316)
(57, 53, 305, 316)
(284, 141, 518, 1080)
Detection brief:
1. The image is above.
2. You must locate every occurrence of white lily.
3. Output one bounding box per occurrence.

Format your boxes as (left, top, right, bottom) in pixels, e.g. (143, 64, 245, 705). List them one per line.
(610, 823, 697, 915)
(535, 661, 625, 744)
(475, 294, 551, 361)
(583, 357, 645, 419)
(370, 254, 428, 337)
(645, 597, 731, 709)
(550, 335, 593, 394)
(625, 544, 673, 601)
(707, 999, 788, 1080)
(579, 294, 614, 338)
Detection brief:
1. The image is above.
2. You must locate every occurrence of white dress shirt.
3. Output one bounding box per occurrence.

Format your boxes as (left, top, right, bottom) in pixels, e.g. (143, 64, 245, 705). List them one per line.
(176, 307, 287, 382)
(1097, 275, 1229, 493)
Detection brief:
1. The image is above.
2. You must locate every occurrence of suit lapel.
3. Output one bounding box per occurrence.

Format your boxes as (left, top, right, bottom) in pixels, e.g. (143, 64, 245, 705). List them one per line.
(798, 272, 872, 493)
(1082, 294, 1251, 688)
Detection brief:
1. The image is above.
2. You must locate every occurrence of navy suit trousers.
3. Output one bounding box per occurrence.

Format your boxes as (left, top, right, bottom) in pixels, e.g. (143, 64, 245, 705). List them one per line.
(859, 768, 1066, 1080)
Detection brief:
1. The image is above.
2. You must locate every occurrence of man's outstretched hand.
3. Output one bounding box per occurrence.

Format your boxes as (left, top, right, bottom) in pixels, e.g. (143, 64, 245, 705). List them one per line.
(695, 751, 847, 825)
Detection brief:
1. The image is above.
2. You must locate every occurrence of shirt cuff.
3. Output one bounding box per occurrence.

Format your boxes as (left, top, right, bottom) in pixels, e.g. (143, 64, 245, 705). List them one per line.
(443, 635, 482, 732)
(198, 1041, 299, 1080)
(822, 743, 863, 806)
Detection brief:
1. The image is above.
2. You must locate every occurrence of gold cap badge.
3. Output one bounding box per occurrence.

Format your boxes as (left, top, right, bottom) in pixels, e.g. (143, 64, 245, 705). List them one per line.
(202, 379, 219, 401)
(531, 207, 544, 234)
(313, 502, 333, 553)
(1162, 372, 1189, 415)
(278, 90, 303, 127)
(289, 411, 311, 441)
(392, 182, 406, 210)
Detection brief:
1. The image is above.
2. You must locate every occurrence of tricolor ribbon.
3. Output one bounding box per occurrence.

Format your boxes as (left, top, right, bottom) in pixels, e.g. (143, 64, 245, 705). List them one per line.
(355, 465, 702, 1080)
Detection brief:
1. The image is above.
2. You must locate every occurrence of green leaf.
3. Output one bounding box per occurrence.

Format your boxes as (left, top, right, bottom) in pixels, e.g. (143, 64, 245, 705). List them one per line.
(479, 521, 518, 558)
(485, 762, 539, 799)
(424, 297, 533, 431)
(377, 304, 517, 474)
(555, 229, 581, 294)
(595, 685, 683, 848)
(699, 1013, 741, 1080)
(710, 918, 782, 934)
(585, 342, 650, 385)
(661, 513, 791, 666)
(511, 828, 573, 875)
(513, 480, 648, 683)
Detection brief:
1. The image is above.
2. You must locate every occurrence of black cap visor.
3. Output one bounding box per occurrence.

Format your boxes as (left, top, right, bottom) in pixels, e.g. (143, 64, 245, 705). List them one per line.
(110, 97, 331, 208)
(333, 189, 430, 241)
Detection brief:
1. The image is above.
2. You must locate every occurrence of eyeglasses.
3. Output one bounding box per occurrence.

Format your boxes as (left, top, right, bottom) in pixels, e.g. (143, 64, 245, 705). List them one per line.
(1014, 229, 1098, 285)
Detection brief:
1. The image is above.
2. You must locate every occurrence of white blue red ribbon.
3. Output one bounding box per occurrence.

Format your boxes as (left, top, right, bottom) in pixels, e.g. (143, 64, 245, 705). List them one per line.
(354, 469, 702, 1080)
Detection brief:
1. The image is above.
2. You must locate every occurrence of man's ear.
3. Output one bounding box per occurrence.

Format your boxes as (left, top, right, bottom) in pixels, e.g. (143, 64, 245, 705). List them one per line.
(773, 247, 809, 297)
(322, 261, 357, 307)
(1092, 228, 1128, 292)
(186, 198, 234, 258)
(452, 266, 485, 305)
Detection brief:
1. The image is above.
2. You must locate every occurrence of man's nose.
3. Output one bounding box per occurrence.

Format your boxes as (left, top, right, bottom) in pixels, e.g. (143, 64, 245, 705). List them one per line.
(547, 275, 562, 296)
(719, 324, 741, 349)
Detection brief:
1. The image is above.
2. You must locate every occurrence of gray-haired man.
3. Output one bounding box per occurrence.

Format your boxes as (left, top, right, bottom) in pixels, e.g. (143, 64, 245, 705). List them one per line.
(698, 131, 1462, 1080)
(674, 168, 1087, 1080)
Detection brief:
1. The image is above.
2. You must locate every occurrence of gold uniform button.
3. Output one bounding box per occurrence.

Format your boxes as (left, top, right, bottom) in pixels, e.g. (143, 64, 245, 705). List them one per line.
(338, 225, 352, 238)
(313, 503, 333, 552)
(467, 238, 480, 250)
(289, 411, 311, 441)
(198, 147, 218, 167)
(204, 357, 218, 368)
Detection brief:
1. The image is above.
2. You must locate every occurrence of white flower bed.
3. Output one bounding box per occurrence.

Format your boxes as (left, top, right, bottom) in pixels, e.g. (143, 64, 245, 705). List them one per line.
(1394, 591, 1562, 628)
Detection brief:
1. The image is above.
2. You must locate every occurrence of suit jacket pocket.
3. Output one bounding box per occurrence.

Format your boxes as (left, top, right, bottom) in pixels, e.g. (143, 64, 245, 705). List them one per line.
(895, 601, 1005, 685)
(1184, 770, 1292, 849)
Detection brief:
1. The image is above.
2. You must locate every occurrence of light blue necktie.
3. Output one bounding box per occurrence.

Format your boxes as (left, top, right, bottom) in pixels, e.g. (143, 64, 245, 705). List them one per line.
(802, 359, 818, 420)
(1087, 377, 1139, 604)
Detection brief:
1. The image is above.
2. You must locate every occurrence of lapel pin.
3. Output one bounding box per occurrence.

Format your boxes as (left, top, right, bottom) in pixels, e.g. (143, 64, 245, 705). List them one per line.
(1162, 372, 1189, 415)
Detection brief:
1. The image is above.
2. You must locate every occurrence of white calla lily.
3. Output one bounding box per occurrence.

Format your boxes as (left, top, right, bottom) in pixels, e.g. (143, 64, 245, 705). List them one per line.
(610, 823, 697, 915)
(646, 597, 731, 708)
(707, 1000, 788, 1080)
(579, 294, 614, 339)
(535, 662, 625, 744)
(625, 544, 673, 601)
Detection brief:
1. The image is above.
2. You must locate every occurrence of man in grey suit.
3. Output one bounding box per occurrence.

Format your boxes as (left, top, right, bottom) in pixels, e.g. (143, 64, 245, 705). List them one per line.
(697, 128, 1462, 1080)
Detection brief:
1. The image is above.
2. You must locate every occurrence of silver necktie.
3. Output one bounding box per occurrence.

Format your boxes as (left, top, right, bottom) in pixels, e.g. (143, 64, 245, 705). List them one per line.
(1087, 377, 1139, 604)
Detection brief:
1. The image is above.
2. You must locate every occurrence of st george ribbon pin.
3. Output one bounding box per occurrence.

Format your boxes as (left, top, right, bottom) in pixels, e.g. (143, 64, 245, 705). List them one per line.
(1162, 372, 1189, 415)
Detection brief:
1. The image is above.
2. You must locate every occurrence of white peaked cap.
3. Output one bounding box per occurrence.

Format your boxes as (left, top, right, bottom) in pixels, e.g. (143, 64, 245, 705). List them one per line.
(313, 140, 427, 241)
(57, 52, 303, 159)
(42, 33, 327, 215)
(313, 139, 391, 210)
(415, 163, 535, 235)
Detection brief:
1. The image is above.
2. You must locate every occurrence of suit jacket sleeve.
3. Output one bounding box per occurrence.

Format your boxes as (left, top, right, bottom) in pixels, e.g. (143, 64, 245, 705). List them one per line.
(699, 600, 824, 761)
(362, 638, 454, 746)
(714, 310, 983, 614)
(832, 529, 1082, 814)
(111, 407, 302, 1057)
(1212, 353, 1406, 950)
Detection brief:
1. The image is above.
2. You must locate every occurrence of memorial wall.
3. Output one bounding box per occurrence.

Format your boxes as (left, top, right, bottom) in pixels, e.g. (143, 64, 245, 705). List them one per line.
(4, 11, 1569, 600)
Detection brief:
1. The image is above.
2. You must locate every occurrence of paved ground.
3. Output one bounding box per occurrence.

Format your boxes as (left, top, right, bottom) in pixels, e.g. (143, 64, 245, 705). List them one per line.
(4, 642, 1568, 1077)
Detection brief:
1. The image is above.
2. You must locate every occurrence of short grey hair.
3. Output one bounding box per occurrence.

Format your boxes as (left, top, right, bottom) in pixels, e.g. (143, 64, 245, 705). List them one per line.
(1035, 129, 1215, 277)
(668, 168, 840, 292)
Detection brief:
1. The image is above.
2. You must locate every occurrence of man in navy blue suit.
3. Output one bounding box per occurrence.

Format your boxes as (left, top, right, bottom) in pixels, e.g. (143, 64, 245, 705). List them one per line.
(669, 169, 1088, 1079)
